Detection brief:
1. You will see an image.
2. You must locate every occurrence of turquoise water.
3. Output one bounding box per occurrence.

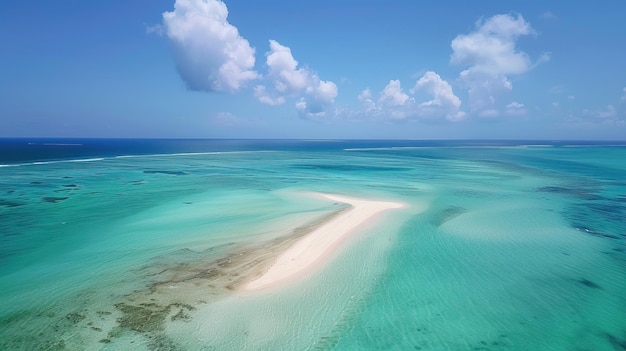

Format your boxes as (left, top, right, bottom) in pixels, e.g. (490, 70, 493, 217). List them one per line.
(1, 140, 625, 350)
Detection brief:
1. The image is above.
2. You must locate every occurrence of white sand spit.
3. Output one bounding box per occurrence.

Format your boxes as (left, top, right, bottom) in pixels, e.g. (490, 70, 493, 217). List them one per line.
(243, 193, 404, 291)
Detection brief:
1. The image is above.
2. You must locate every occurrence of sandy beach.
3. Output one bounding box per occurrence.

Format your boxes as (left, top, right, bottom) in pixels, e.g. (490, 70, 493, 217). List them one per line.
(243, 193, 405, 291)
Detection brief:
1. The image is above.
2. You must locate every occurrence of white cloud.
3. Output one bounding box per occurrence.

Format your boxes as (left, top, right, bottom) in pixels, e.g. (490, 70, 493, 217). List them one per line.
(296, 79, 339, 118)
(255, 40, 338, 118)
(451, 14, 533, 76)
(413, 71, 466, 121)
(451, 14, 547, 116)
(253, 85, 285, 106)
(265, 40, 310, 92)
(145, 24, 164, 35)
(358, 73, 464, 122)
(621, 87, 626, 102)
(163, 0, 258, 92)
(358, 89, 372, 102)
(379, 80, 412, 106)
(505, 101, 527, 116)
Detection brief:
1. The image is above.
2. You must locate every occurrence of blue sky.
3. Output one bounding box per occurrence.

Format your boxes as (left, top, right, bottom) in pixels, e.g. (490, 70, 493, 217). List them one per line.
(1, 0, 625, 139)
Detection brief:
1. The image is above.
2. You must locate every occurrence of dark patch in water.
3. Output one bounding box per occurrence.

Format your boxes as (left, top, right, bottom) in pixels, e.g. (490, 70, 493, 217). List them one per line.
(0, 199, 25, 208)
(432, 206, 467, 227)
(578, 278, 602, 289)
(588, 203, 626, 217)
(573, 225, 621, 240)
(536, 186, 602, 200)
(30, 181, 45, 185)
(63, 184, 78, 188)
(105, 302, 193, 349)
(143, 170, 188, 176)
(42, 196, 68, 203)
(65, 312, 86, 324)
(113, 302, 172, 333)
(606, 333, 626, 350)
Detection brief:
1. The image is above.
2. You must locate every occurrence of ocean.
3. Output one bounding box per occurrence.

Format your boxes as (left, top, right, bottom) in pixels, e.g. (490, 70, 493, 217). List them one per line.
(1, 139, 625, 350)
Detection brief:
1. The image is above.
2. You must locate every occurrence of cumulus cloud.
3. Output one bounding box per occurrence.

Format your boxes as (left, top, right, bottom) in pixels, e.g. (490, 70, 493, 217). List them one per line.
(380, 80, 412, 107)
(451, 14, 547, 116)
(163, 0, 258, 92)
(451, 14, 533, 76)
(412, 71, 466, 121)
(358, 72, 464, 122)
(295, 80, 339, 118)
(255, 40, 338, 118)
(265, 40, 310, 93)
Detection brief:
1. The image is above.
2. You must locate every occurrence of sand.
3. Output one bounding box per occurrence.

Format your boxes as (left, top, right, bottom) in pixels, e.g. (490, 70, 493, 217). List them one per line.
(243, 193, 405, 291)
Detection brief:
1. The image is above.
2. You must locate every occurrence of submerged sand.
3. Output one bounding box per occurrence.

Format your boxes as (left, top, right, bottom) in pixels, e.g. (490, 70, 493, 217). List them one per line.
(243, 193, 405, 291)
(18, 192, 404, 348)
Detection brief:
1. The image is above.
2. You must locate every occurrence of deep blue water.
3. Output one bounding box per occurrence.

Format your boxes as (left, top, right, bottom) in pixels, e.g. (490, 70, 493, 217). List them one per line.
(2, 138, 625, 164)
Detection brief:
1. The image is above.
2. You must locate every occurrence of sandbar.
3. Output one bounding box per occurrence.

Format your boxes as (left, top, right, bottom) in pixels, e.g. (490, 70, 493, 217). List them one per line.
(243, 193, 404, 291)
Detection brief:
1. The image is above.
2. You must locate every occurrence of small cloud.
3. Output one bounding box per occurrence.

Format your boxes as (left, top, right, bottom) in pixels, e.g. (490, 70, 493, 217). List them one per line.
(505, 101, 527, 116)
(358, 89, 372, 102)
(295, 79, 338, 119)
(412, 71, 465, 121)
(621, 87, 626, 102)
(162, 0, 258, 93)
(255, 40, 338, 119)
(379, 80, 412, 107)
(145, 23, 164, 35)
(253, 85, 285, 106)
(541, 11, 557, 20)
(552, 101, 559, 107)
(568, 95, 575, 101)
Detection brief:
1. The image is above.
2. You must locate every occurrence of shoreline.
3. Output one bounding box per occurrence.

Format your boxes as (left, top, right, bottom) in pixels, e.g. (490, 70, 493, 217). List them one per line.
(242, 193, 405, 291)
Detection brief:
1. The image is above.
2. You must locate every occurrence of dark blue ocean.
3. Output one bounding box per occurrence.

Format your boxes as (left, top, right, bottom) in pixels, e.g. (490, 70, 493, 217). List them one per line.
(2, 138, 624, 164)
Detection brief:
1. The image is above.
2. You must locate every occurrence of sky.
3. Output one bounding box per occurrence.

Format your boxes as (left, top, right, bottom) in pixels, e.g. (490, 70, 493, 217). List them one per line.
(1, 0, 625, 140)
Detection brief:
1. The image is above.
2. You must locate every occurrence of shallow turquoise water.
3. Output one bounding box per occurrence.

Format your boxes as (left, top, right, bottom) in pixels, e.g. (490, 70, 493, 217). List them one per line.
(1, 141, 625, 350)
